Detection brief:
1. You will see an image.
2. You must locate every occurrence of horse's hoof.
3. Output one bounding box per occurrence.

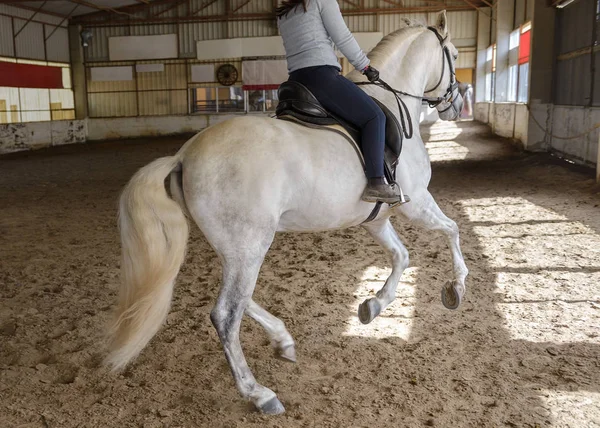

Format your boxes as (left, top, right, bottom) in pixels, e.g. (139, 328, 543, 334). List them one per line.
(277, 344, 296, 363)
(256, 396, 285, 415)
(358, 298, 381, 324)
(441, 282, 462, 310)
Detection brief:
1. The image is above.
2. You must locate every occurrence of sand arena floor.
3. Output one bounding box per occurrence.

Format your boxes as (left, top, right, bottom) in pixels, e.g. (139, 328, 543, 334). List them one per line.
(1, 120, 600, 428)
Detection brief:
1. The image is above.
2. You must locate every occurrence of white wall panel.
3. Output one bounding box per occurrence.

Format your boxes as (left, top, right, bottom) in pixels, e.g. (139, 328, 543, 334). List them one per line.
(0, 16, 14, 57)
(197, 36, 286, 60)
(91, 66, 133, 82)
(85, 26, 128, 62)
(109, 34, 178, 61)
(44, 25, 69, 63)
(13, 19, 45, 60)
(241, 36, 284, 56)
(197, 38, 243, 60)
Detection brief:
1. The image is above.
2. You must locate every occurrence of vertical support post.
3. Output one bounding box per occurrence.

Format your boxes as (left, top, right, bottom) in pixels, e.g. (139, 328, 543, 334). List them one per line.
(68, 24, 89, 120)
(216, 86, 219, 113)
(494, 0, 514, 103)
(134, 61, 140, 116)
(597, 130, 600, 183)
(525, 0, 556, 151)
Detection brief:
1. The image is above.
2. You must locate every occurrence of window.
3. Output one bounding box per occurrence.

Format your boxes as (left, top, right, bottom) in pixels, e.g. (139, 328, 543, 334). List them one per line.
(507, 29, 520, 102)
(247, 89, 279, 113)
(484, 44, 496, 102)
(518, 63, 529, 103)
(191, 86, 245, 113)
(0, 58, 75, 124)
(517, 22, 531, 103)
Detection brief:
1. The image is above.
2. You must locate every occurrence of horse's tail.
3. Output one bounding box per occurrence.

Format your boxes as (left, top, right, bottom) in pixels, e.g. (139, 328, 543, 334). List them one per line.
(105, 156, 189, 372)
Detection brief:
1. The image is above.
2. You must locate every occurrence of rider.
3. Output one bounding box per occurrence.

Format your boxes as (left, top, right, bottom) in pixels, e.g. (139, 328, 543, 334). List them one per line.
(276, 0, 402, 203)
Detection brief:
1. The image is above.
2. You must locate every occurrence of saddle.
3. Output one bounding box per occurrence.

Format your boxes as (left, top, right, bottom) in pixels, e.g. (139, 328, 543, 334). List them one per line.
(275, 81, 403, 186)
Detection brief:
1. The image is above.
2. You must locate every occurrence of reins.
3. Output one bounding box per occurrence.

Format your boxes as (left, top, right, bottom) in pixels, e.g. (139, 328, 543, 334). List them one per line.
(355, 26, 458, 141)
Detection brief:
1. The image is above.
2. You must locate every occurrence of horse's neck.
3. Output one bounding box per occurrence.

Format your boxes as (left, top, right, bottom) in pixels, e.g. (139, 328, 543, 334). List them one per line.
(348, 28, 440, 139)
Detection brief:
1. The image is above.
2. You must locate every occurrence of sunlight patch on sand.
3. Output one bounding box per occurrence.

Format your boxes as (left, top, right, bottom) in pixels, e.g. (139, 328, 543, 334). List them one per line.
(543, 391, 600, 427)
(461, 196, 600, 344)
(342, 266, 420, 340)
(425, 141, 470, 161)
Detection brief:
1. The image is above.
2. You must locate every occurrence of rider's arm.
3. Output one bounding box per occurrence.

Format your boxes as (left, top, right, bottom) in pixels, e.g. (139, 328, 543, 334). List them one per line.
(318, 0, 370, 71)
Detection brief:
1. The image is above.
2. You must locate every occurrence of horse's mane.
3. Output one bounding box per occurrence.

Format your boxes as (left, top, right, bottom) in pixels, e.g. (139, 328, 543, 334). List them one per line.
(369, 18, 427, 63)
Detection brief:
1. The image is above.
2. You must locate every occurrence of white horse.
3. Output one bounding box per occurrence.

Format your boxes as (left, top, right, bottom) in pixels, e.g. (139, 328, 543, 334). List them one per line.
(105, 11, 469, 415)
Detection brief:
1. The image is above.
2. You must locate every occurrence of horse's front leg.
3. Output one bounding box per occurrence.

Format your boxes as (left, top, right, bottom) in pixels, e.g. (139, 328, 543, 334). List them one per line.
(397, 191, 468, 309)
(358, 218, 410, 324)
(246, 300, 296, 362)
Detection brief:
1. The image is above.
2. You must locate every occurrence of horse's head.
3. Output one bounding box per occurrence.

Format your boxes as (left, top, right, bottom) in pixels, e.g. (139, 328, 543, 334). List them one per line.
(424, 11, 463, 121)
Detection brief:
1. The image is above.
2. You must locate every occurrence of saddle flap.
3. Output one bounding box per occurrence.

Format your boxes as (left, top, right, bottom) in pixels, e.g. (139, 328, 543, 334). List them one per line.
(371, 98, 403, 158)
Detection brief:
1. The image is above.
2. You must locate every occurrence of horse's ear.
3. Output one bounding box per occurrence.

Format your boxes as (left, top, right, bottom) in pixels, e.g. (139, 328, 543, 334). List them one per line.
(436, 10, 448, 38)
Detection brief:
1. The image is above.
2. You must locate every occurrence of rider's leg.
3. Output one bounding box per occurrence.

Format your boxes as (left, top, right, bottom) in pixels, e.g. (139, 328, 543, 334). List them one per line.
(288, 66, 400, 203)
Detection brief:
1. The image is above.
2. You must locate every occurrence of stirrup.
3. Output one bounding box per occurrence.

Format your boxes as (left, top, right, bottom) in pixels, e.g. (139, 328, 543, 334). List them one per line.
(389, 183, 410, 207)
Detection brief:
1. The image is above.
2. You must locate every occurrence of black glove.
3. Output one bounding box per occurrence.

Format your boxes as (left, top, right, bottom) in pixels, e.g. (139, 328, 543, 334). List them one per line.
(363, 66, 379, 83)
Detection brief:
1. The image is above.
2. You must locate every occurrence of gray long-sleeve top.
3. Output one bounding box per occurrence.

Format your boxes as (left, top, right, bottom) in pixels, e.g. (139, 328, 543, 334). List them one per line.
(277, 0, 370, 73)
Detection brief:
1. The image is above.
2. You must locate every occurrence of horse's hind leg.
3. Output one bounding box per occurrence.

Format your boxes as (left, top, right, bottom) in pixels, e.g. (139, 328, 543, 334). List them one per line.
(210, 243, 285, 414)
(398, 191, 468, 309)
(359, 218, 410, 324)
(246, 300, 296, 362)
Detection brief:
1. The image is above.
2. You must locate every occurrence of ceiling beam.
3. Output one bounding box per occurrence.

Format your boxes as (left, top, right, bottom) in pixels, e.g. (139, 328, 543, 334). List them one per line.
(73, 3, 479, 25)
(191, 0, 219, 15)
(2, 5, 65, 18)
(68, 0, 136, 17)
(153, 0, 187, 17)
(232, 0, 252, 13)
(0, 0, 65, 2)
(73, 0, 186, 19)
(13, 0, 46, 37)
(380, 0, 404, 7)
(461, 0, 495, 19)
(340, 0, 361, 9)
(45, 3, 78, 40)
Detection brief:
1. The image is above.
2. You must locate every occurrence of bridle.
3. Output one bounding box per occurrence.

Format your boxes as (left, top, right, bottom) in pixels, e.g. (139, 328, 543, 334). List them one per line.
(356, 26, 459, 140)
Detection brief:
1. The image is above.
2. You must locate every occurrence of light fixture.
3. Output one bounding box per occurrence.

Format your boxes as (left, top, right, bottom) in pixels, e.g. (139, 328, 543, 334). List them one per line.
(80, 29, 93, 47)
(555, 0, 576, 8)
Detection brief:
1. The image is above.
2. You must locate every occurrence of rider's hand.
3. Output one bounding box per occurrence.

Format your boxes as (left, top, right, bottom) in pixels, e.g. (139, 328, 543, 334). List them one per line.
(363, 66, 379, 83)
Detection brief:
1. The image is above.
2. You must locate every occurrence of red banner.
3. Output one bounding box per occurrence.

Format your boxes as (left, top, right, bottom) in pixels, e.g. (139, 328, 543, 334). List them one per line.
(518, 30, 531, 65)
(0, 61, 64, 89)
